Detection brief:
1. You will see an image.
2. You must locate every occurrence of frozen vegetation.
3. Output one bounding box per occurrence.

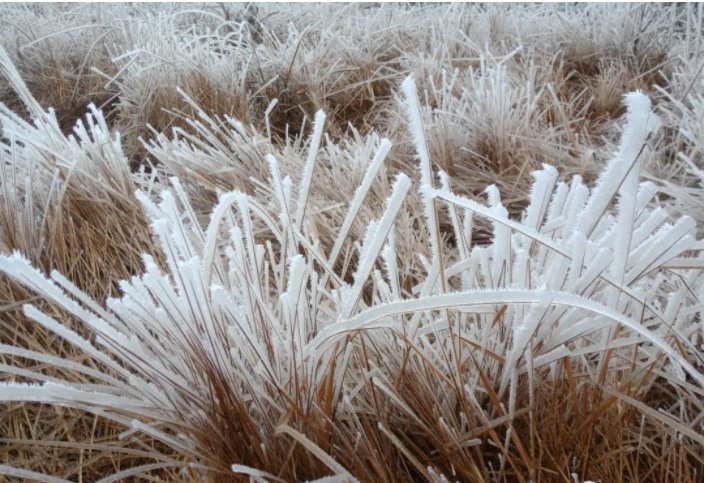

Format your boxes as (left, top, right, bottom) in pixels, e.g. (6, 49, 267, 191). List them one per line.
(0, 3, 702, 482)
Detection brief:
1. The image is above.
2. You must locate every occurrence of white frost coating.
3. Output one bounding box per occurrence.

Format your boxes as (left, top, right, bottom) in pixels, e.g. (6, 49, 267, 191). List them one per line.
(0, 381, 158, 414)
(158, 189, 195, 260)
(0, 45, 48, 120)
(95, 463, 188, 483)
(485, 186, 511, 284)
(285, 255, 307, 303)
(22, 305, 132, 379)
(429, 187, 651, 307)
(576, 92, 661, 237)
(328, 138, 391, 266)
(264, 97, 279, 139)
(0, 253, 100, 327)
(401, 76, 432, 186)
(308, 289, 702, 383)
(524, 164, 559, 232)
(631, 207, 669, 248)
(267, 153, 297, 255)
(608, 112, 645, 309)
(625, 217, 697, 284)
(463, 208, 474, 248)
(236, 192, 261, 288)
(232, 465, 287, 482)
(439, 171, 469, 260)
(564, 231, 587, 290)
(500, 299, 550, 395)
(634, 181, 659, 217)
(552, 179, 577, 234)
(382, 232, 401, 300)
(447, 186, 557, 244)
(304, 475, 361, 483)
(134, 189, 162, 220)
(485, 185, 501, 208)
(284, 254, 308, 352)
(50, 269, 115, 323)
(0, 343, 131, 393)
(151, 217, 183, 289)
(275, 425, 352, 477)
(202, 191, 240, 284)
(512, 247, 528, 289)
(0, 464, 72, 483)
(340, 174, 412, 319)
(295, 110, 326, 231)
(402, 77, 445, 287)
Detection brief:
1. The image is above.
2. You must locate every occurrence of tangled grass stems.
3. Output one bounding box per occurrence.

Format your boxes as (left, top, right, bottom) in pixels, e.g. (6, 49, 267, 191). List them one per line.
(0, 65, 703, 480)
(0, 3, 702, 482)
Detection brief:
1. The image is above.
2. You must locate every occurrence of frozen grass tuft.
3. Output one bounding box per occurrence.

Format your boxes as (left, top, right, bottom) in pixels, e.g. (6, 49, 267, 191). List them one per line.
(0, 3, 702, 481)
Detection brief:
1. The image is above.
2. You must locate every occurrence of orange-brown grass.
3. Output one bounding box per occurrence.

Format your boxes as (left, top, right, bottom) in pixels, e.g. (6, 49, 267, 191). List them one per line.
(0, 6, 121, 133)
(0, 3, 702, 482)
(115, 68, 252, 167)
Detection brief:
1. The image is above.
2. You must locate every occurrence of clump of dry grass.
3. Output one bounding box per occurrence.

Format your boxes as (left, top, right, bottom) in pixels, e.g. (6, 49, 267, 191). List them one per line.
(0, 4, 123, 133)
(0, 44, 170, 479)
(0, 3, 702, 482)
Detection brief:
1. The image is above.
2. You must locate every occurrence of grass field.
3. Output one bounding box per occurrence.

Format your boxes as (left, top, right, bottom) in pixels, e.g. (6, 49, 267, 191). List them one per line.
(0, 3, 702, 482)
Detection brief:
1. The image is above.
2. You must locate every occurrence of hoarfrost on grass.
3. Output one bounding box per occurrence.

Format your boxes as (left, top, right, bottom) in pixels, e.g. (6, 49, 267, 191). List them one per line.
(0, 17, 702, 479)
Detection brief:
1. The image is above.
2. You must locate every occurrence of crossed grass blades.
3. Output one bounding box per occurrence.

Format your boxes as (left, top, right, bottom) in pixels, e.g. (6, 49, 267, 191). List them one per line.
(0, 3, 702, 482)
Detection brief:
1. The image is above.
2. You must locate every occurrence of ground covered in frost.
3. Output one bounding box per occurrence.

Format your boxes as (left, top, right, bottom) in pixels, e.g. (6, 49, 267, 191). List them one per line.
(0, 3, 702, 482)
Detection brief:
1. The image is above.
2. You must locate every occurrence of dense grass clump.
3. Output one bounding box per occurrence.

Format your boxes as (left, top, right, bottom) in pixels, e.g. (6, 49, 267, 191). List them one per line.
(0, 3, 702, 482)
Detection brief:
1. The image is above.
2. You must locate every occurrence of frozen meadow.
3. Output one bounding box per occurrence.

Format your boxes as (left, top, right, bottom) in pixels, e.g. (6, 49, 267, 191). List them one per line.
(0, 3, 702, 482)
